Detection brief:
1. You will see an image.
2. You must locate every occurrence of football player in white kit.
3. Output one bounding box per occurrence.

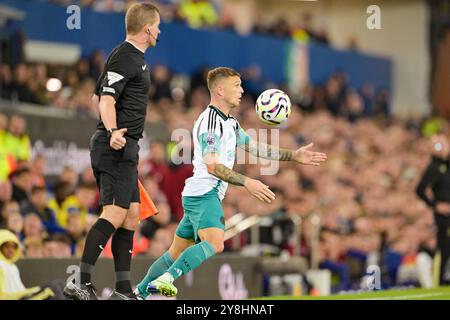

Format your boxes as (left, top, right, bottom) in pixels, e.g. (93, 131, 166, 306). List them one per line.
(135, 67, 327, 298)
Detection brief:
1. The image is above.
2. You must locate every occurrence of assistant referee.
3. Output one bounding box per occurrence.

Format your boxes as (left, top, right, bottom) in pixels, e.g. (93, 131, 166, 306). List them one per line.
(64, 3, 161, 300)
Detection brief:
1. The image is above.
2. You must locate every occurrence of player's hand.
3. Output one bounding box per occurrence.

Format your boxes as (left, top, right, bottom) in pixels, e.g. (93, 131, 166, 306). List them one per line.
(293, 142, 327, 165)
(244, 178, 275, 203)
(110, 128, 127, 150)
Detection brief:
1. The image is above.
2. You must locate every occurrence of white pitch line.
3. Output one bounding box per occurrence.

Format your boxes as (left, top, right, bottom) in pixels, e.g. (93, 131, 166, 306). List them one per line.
(359, 293, 448, 300)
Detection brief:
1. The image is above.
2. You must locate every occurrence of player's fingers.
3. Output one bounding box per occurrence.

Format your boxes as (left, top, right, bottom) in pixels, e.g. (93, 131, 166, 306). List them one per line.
(118, 128, 128, 135)
(254, 191, 270, 203)
(315, 152, 327, 158)
(253, 193, 264, 202)
(312, 152, 326, 159)
(260, 186, 274, 199)
(258, 191, 272, 203)
(262, 187, 276, 199)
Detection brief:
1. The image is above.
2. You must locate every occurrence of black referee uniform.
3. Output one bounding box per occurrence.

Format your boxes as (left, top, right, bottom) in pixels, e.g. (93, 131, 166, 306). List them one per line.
(91, 41, 150, 209)
(416, 156, 450, 285)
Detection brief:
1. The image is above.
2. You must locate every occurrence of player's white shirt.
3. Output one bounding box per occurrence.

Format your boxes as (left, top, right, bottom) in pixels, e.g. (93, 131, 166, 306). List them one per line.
(182, 105, 246, 200)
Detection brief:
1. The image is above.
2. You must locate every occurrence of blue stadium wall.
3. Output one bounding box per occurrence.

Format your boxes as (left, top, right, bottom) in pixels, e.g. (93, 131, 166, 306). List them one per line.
(1, 0, 392, 91)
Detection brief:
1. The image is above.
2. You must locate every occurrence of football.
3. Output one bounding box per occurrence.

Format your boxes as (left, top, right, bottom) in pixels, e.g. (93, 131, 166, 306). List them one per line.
(255, 89, 291, 125)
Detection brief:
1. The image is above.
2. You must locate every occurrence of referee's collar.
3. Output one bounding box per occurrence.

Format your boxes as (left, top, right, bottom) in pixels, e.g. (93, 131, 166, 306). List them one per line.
(125, 40, 145, 54)
(208, 105, 231, 121)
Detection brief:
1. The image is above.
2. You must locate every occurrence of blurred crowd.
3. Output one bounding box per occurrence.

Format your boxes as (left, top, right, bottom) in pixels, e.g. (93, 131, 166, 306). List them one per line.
(1, 45, 434, 293)
(0, 57, 389, 122)
(0, 70, 443, 293)
(0, 0, 444, 294)
(39, 0, 331, 44)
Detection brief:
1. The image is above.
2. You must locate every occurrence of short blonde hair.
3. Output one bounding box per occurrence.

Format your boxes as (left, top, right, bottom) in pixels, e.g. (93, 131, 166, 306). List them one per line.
(206, 67, 241, 91)
(125, 3, 160, 35)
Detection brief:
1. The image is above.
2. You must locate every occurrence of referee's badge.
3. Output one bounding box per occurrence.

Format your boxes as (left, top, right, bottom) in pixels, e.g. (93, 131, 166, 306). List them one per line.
(107, 71, 124, 86)
(439, 164, 447, 173)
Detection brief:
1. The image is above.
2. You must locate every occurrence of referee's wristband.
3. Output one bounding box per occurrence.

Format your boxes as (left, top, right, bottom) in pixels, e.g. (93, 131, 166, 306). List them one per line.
(107, 128, 118, 138)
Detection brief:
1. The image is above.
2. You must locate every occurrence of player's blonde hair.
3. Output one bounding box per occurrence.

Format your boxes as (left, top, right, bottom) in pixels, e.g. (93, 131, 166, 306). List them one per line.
(207, 67, 241, 91)
(125, 3, 160, 35)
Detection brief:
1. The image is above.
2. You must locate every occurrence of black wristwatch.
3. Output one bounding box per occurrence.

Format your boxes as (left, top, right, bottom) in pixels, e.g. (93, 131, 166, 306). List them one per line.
(107, 128, 118, 138)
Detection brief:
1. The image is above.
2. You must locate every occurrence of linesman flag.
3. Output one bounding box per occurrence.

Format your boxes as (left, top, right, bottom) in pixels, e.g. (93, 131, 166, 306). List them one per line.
(138, 179, 158, 220)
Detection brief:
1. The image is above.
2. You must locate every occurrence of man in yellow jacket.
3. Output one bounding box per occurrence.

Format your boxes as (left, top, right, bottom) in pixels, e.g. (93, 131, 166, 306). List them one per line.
(0, 229, 54, 299)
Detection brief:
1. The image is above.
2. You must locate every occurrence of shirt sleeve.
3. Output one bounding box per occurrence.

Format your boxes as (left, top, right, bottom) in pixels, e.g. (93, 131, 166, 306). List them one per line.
(97, 52, 136, 101)
(235, 120, 251, 147)
(198, 112, 222, 156)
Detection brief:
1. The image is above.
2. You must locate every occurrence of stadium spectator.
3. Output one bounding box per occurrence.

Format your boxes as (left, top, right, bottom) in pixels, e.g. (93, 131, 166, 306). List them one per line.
(5, 115, 31, 163)
(23, 237, 44, 258)
(11, 168, 33, 209)
(47, 181, 76, 227)
(150, 65, 173, 102)
(55, 182, 97, 228)
(42, 234, 72, 258)
(10, 64, 36, 104)
(66, 213, 86, 255)
(177, 0, 219, 29)
(140, 201, 171, 240)
(0, 180, 12, 212)
(21, 186, 65, 234)
(22, 213, 47, 243)
(5, 211, 24, 240)
(30, 154, 47, 188)
(58, 166, 79, 189)
(147, 140, 193, 221)
(146, 227, 174, 258)
(0, 229, 54, 299)
(1, 200, 20, 229)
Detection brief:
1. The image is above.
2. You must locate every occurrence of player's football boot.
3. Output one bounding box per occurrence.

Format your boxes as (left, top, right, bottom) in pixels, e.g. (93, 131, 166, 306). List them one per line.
(147, 278, 178, 297)
(63, 281, 99, 300)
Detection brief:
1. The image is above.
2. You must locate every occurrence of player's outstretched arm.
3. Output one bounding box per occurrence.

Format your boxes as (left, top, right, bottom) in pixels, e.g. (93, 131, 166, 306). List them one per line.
(243, 139, 294, 161)
(204, 153, 275, 203)
(239, 128, 327, 165)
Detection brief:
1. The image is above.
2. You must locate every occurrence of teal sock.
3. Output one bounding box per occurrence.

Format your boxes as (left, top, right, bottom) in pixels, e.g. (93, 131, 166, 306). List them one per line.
(137, 251, 174, 297)
(166, 241, 216, 281)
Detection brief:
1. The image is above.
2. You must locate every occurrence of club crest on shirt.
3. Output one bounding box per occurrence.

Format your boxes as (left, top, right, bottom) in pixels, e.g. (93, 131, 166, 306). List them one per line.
(206, 134, 216, 146)
(439, 164, 447, 173)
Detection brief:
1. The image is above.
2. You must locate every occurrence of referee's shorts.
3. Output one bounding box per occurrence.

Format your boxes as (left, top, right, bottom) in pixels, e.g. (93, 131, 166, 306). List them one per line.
(89, 130, 140, 209)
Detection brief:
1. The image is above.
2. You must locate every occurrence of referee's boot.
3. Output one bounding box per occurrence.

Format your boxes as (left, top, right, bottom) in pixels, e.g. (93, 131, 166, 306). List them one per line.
(63, 281, 99, 300)
(108, 289, 143, 300)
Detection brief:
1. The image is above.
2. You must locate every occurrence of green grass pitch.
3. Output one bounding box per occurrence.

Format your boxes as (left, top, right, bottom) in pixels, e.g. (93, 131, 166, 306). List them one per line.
(254, 286, 450, 300)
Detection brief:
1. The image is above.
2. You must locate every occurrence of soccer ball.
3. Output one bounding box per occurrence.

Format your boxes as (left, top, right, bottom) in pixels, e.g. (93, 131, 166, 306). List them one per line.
(255, 89, 291, 125)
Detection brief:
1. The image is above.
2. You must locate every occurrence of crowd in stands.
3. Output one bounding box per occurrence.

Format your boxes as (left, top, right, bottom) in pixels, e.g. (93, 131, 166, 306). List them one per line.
(0, 64, 441, 292)
(37, 0, 331, 44)
(0, 58, 389, 122)
(0, 0, 441, 294)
